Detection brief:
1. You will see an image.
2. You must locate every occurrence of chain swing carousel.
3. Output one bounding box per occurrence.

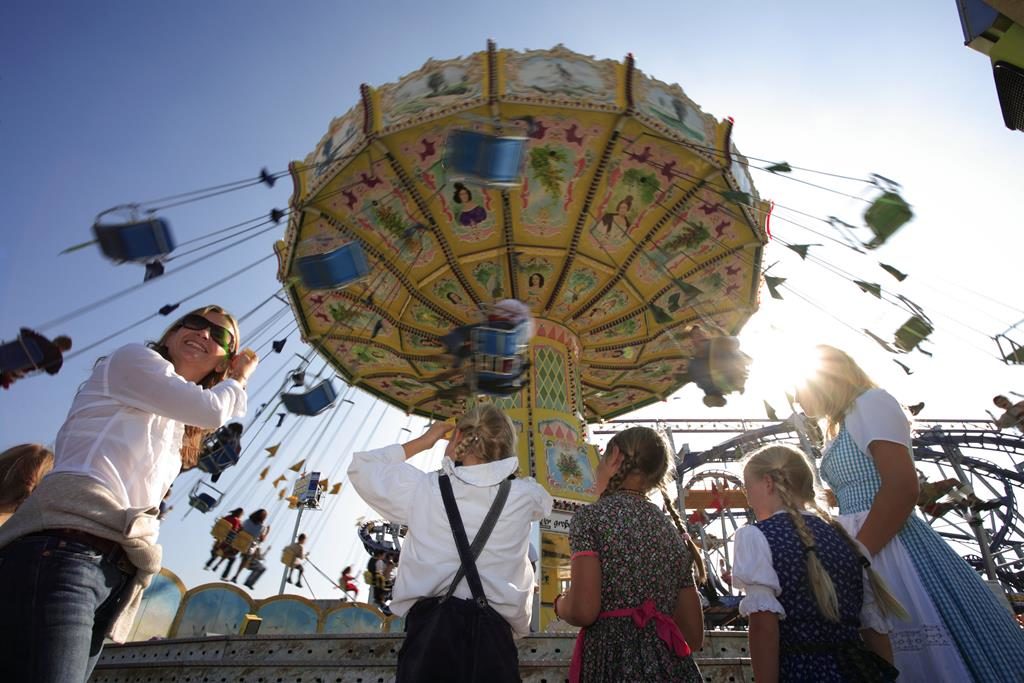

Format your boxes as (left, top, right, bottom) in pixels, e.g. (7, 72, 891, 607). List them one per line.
(275, 41, 768, 631)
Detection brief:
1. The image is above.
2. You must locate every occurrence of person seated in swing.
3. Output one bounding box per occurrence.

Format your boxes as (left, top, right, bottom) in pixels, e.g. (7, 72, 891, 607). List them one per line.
(204, 507, 244, 571)
(0, 328, 72, 389)
(440, 299, 533, 369)
(243, 545, 269, 589)
(992, 395, 1024, 431)
(283, 533, 308, 588)
(338, 565, 359, 598)
(683, 328, 751, 407)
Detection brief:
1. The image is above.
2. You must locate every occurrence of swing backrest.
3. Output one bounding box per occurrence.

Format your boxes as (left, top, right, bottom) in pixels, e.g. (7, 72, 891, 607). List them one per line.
(189, 492, 218, 513)
(0, 337, 45, 374)
(93, 218, 176, 263)
(446, 130, 527, 188)
(296, 242, 370, 291)
(211, 517, 234, 541)
(863, 192, 913, 249)
(197, 441, 242, 476)
(230, 530, 256, 554)
(281, 379, 338, 416)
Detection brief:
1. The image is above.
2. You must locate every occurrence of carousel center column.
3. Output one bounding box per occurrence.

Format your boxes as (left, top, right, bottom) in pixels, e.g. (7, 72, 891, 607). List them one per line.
(493, 317, 601, 631)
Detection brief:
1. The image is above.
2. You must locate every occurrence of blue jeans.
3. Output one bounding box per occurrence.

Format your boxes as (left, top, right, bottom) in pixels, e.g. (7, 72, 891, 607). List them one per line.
(0, 534, 135, 683)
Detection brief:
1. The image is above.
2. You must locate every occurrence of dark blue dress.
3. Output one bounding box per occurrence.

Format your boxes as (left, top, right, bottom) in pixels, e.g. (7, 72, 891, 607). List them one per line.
(756, 514, 870, 682)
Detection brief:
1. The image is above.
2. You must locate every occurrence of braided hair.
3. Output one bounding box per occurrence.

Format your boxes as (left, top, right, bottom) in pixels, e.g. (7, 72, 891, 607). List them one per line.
(601, 426, 707, 584)
(742, 444, 907, 622)
(453, 404, 517, 464)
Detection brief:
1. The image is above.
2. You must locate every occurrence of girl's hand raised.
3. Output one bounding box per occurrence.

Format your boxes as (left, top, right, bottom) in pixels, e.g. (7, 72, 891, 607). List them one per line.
(402, 421, 454, 459)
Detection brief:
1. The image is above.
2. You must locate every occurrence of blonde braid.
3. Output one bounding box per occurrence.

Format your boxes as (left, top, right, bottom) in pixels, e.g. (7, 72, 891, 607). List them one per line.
(659, 481, 707, 584)
(774, 477, 841, 622)
(807, 500, 909, 621)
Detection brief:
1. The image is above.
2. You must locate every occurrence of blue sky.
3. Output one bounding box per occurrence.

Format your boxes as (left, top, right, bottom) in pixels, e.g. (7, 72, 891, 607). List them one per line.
(2, 1, 1022, 598)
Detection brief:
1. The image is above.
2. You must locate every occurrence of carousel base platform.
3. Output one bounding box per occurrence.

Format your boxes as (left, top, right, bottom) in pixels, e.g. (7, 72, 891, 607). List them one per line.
(90, 630, 752, 683)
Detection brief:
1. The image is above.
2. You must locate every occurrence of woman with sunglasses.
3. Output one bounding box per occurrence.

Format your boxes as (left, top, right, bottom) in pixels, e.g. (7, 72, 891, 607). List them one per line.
(0, 305, 257, 683)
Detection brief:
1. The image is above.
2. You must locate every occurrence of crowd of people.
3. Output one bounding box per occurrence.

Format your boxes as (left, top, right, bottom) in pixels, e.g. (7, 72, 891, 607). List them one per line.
(1, 295, 1023, 683)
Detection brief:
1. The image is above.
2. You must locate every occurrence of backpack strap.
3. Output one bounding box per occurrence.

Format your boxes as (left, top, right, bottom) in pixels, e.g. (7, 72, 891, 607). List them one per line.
(438, 474, 511, 607)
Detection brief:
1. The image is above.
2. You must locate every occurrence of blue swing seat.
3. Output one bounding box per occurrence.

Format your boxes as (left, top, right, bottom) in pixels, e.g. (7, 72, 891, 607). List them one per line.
(197, 441, 241, 478)
(281, 379, 338, 416)
(470, 323, 530, 389)
(0, 336, 45, 375)
(93, 218, 176, 263)
(296, 242, 370, 291)
(188, 480, 223, 514)
(446, 130, 527, 188)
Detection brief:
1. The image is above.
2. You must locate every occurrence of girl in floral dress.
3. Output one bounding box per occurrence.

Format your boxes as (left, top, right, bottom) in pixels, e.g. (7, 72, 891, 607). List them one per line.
(555, 426, 705, 682)
(798, 345, 1024, 682)
(733, 444, 905, 682)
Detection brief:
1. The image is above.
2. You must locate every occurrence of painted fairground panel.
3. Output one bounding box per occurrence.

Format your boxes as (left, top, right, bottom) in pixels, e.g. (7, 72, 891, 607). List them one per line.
(126, 568, 185, 641)
(500, 45, 622, 109)
(547, 260, 615, 319)
(579, 310, 650, 349)
(575, 285, 640, 331)
(321, 604, 387, 634)
(254, 596, 320, 635)
(458, 253, 513, 302)
(314, 160, 444, 281)
(579, 126, 715, 265)
(319, 337, 417, 385)
(173, 585, 253, 638)
(376, 52, 486, 134)
(295, 106, 366, 205)
(363, 375, 435, 409)
(631, 70, 719, 150)
(515, 250, 561, 311)
(501, 105, 607, 244)
(533, 415, 598, 502)
(584, 385, 661, 420)
(384, 114, 507, 252)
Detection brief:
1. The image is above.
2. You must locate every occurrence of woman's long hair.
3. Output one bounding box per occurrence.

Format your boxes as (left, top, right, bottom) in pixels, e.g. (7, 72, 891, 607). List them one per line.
(800, 345, 878, 439)
(0, 443, 54, 510)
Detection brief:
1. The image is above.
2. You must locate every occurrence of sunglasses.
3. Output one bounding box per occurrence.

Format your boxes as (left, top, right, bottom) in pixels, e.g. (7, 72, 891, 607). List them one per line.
(180, 314, 236, 353)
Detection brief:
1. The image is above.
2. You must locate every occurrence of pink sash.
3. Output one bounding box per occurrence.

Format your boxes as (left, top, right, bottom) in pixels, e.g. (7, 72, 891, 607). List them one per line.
(568, 598, 692, 683)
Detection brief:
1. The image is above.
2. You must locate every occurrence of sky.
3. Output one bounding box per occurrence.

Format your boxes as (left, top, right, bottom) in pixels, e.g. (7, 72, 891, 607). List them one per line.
(2, 1, 1023, 599)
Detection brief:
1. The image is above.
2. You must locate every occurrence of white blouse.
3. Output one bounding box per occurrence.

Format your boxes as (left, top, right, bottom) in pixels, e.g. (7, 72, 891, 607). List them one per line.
(830, 388, 912, 455)
(51, 343, 247, 510)
(348, 444, 553, 637)
(731, 512, 890, 633)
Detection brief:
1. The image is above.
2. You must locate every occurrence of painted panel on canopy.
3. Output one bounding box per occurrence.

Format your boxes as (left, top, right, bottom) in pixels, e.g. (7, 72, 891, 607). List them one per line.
(501, 46, 622, 109)
(499, 106, 604, 242)
(575, 285, 638, 329)
(459, 252, 512, 303)
(298, 106, 366, 204)
(308, 300, 388, 343)
(633, 324, 702, 362)
(581, 343, 642, 364)
(311, 156, 443, 275)
(320, 338, 416, 380)
(579, 310, 649, 346)
(386, 114, 504, 250)
(376, 52, 486, 134)
(533, 414, 599, 503)
(428, 275, 481, 321)
(632, 69, 719, 149)
(579, 127, 710, 264)
(401, 300, 452, 336)
(585, 385, 659, 417)
(516, 251, 560, 311)
(548, 260, 613, 319)
(400, 328, 445, 355)
(364, 376, 435, 407)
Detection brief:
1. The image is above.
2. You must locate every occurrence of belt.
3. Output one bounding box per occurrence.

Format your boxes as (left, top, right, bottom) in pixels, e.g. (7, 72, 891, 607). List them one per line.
(33, 528, 125, 561)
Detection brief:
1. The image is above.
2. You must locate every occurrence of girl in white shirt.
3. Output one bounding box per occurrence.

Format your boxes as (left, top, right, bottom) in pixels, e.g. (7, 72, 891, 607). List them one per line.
(348, 403, 552, 683)
(0, 305, 256, 683)
(732, 444, 905, 682)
